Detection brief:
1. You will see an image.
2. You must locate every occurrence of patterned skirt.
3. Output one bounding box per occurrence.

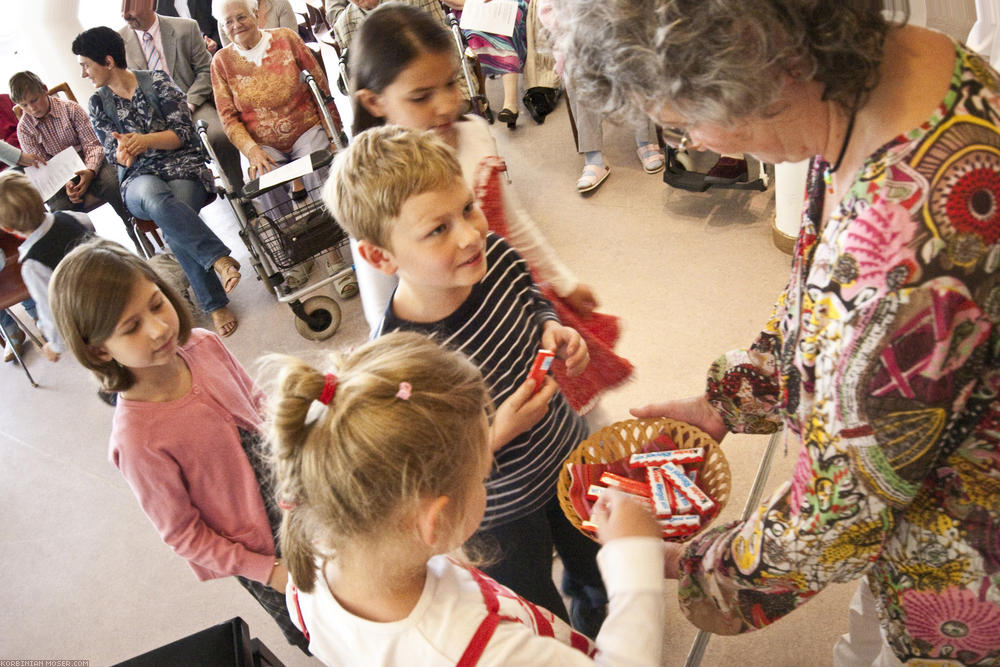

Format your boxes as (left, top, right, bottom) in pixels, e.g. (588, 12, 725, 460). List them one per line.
(460, 0, 529, 76)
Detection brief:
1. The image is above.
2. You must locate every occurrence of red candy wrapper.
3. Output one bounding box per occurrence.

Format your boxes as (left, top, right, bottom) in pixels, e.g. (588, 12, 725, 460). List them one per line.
(599, 472, 652, 497)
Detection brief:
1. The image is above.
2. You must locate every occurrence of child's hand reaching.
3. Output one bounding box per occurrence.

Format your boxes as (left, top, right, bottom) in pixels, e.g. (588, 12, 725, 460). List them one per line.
(541, 321, 589, 377)
(590, 490, 661, 544)
(490, 375, 558, 452)
(564, 284, 598, 318)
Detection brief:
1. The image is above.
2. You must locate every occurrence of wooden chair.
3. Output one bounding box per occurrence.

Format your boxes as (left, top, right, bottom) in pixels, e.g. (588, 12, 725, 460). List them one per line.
(0, 231, 43, 387)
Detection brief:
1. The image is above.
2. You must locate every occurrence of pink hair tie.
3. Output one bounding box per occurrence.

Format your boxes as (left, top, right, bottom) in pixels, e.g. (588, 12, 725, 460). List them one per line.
(395, 382, 412, 400)
(278, 499, 296, 511)
(318, 373, 338, 405)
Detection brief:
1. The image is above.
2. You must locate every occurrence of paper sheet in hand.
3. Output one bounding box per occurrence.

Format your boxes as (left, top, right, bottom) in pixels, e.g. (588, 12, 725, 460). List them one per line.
(459, 0, 517, 37)
(24, 147, 87, 202)
(259, 155, 313, 190)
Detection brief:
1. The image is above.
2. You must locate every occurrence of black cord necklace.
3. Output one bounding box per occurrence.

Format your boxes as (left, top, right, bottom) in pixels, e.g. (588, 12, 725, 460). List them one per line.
(823, 106, 857, 194)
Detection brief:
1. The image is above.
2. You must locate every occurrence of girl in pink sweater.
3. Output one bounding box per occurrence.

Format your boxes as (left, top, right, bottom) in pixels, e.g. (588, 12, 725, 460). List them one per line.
(49, 237, 308, 654)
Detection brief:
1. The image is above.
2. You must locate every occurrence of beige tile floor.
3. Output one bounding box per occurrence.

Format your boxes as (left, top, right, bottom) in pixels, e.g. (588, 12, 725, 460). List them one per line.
(0, 83, 859, 666)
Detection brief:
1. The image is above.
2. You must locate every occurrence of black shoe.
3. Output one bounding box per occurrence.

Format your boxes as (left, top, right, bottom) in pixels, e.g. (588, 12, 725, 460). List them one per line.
(522, 87, 560, 124)
(98, 390, 118, 406)
(497, 107, 518, 130)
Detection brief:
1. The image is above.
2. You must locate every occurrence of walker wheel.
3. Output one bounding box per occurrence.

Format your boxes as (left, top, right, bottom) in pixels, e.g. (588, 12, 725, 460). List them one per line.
(293, 295, 341, 340)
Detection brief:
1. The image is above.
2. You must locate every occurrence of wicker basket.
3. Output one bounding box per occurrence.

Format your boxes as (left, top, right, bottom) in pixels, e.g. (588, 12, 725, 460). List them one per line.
(557, 418, 732, 542)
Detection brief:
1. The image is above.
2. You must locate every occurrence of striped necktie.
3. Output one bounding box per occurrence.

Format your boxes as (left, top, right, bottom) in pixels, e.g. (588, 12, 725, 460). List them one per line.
(141, 31, 163, 72)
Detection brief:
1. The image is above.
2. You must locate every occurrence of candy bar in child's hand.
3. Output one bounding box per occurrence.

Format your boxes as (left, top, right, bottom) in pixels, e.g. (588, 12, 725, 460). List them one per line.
(660, 463, 716, 515)
(599, 472, 652, 497)
(581, 520, 598, 534)
(586, 484, 606, 500)
(648, 468, 673, 517)
(527, 349, 555, 394)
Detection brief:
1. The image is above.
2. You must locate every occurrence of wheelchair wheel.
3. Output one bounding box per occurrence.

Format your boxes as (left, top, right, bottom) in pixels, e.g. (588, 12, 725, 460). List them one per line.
(293, 295, 341, 340)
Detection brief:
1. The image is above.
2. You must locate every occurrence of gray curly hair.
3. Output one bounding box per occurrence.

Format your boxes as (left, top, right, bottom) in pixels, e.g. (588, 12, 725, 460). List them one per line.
(553, 0, 905, 125)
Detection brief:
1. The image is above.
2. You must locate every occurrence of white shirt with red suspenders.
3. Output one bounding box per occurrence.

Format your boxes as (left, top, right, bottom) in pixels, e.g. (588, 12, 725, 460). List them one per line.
(287, 537, 666, 665)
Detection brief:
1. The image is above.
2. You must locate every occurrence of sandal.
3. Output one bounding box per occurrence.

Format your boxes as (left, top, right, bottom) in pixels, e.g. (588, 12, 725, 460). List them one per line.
(576, 164, 611, 193)
(214, 256, 241, 294)
(637, 143, 665, 174)
(210, 306, 238, 338)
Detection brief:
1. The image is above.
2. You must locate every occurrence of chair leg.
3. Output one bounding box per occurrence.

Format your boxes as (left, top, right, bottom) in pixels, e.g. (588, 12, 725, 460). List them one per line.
(123, 219, 145, 255)
(0, 309, 39, 387)
(131, 217, 156, 259)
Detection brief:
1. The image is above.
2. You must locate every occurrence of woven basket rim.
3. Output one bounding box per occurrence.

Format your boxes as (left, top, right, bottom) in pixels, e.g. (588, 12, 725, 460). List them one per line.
(557, 417, 731, 542)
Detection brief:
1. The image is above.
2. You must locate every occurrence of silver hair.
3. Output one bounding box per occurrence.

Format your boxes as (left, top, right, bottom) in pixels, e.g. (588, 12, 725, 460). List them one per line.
(552, 0, 904, 125)
(212, 0, 259, 19)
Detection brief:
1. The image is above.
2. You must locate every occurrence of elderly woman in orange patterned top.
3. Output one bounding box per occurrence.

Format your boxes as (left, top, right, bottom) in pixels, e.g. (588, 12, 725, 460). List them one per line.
(210, 0, 335, 182)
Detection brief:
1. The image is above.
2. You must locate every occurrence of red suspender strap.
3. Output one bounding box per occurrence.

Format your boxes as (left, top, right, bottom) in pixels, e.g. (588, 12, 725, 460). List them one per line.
(291, 585, 310, 642)
(456, 567, 507, 667)
(456, 613, 502, 667)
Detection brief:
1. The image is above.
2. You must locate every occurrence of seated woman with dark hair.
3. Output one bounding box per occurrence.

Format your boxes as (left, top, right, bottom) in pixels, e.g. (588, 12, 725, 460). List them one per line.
(71, 26, 242, 337)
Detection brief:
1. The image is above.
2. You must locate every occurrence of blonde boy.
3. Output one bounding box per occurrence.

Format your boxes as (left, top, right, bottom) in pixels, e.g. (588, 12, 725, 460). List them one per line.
(0, 171, 91, 361)
(323, 125, 609, 636)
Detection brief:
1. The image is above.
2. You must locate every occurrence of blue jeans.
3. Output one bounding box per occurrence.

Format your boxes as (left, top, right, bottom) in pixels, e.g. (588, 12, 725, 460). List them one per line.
(1, 297, 37, 339)
(124, 176, 231, 313)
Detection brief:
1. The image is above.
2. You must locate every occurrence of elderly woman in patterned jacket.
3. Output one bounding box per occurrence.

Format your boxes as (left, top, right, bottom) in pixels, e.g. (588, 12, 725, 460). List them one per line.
(555, 0, 1000, 664)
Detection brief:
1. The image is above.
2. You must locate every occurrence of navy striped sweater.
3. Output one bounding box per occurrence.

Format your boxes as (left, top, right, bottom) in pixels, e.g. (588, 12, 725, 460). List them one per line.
(376, 233, 588, 528)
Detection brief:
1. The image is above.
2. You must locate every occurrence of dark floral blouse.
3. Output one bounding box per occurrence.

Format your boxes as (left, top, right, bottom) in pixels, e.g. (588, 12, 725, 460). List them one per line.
(88, 69, 210, 198)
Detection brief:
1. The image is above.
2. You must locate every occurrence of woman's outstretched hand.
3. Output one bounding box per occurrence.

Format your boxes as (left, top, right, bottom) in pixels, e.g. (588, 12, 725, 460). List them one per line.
(247, 145, 277, 180)
(630, 394, 727, 443)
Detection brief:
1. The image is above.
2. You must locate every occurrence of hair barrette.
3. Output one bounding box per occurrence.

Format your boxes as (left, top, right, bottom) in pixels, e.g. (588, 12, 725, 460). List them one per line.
(278, 499, 296, 511)
(318, 372, 338, 405)
(395, 382, 412, 400)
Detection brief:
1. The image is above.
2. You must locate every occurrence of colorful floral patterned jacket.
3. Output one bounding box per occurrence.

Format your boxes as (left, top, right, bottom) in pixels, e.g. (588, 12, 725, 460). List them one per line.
(682, 43, 1000, 665)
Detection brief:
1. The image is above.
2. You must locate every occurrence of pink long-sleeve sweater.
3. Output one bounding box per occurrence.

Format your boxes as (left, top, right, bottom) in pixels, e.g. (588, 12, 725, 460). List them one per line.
(109, 328, 276, 584)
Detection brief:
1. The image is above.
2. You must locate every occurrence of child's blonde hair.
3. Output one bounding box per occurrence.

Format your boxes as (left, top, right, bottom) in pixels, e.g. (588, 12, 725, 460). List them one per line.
(0, 172, 46, 233)
(267, 331, 491, 593)
(322, 125, 463, 249)
(50, 238, 194, 392)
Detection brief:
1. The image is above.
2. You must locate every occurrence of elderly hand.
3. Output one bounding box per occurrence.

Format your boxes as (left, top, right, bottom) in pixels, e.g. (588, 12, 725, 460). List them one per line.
(65, 169, 95, 203)
(490, 375, 558, 452)
(204, 35, 218, 54)
(630, 395, 727, 443)
(247, 145, 278, 180)
(663, 541, 685, 579)
(541, 320, 589, 377)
